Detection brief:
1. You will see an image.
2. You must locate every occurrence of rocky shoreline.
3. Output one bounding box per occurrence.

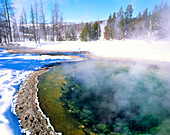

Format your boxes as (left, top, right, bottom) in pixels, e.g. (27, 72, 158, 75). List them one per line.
(0, 43, 88, 135)
(15, 67, 59, 135)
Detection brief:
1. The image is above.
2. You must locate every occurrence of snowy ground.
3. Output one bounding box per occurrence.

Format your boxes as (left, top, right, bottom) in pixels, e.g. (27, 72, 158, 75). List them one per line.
(0, 47, 74, 135)
(0, 39, 170, 134)
(19, 39, 170, 62)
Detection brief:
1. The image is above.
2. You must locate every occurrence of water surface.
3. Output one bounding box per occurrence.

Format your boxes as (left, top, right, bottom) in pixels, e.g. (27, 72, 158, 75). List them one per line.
(38, 60, 170, 134)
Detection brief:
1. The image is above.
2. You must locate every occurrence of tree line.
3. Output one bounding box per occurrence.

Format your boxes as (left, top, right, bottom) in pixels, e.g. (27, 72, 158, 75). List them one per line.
(0, 0, 15, 43)
(0, 0, 80, 44)
(104, 1, 170, 40)
(80, 21, 101, 41)
(0, 0, 170, 44)
(19, 0, 64, 43)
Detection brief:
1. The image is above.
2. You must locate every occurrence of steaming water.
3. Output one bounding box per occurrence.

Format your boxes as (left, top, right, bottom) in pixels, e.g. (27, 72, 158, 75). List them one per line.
(37, 64, 86, 135)
(38, 60, 170, 134)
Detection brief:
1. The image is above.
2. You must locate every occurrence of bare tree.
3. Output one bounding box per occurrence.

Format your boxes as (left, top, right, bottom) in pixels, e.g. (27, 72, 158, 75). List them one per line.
(34, 0, 40, 43)
(0, 12, 4, 43)
(30, 4, 37, 43)
(0, 2, 7, 43)
(58, 12, 63, 40)
(3, 4, 9, 43)
(54, 1, 59, 41)
(4, 0, 13, 42)
(51, 7, 55, 41)
(40, 0, 47, 41)
(1, 0, 10, 43)
(19, 8, 28, 41)
(12, 17, 20, 42)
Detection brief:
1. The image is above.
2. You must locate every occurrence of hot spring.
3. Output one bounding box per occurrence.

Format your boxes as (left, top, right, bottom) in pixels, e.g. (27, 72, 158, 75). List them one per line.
(37, 60, 170, 135)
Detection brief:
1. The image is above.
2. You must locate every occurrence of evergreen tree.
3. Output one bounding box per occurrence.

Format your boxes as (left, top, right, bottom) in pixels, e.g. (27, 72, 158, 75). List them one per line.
(104, 25, 109, 40)
(111, 12, 116, 39)
(125, 4, 133, 37)
(70, 26, 77, 41)
(142, 8, 148, 21)
(104, 14, 115, 40)
(91, 21, 100, 40)
(118, 13, 124, 39)
(117, 7, 124, 39)
(80, 23, 91, 41)
(125, 4, 133, 23)
(150, 5, 160, 31)
(65, 28, 70, 41)
(104, 15, 112, 40)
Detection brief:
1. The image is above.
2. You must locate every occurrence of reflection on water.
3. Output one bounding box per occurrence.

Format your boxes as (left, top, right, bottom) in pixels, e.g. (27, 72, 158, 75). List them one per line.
(38, 60, 170, 135)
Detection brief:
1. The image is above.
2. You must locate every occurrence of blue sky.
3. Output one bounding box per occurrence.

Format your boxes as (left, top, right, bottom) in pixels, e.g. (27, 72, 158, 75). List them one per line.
(14, 0, 170, 23)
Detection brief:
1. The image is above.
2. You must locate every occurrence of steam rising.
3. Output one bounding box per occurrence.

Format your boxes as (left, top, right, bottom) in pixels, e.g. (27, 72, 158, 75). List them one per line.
(62, 60, 170, 133)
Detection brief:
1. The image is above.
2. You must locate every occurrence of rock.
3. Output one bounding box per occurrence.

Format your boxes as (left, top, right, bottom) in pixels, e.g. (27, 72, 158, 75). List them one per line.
(15, 68, 58, 135)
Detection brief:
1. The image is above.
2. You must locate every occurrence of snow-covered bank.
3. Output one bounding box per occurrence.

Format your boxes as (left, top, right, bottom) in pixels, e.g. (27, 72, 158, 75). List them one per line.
(0, 47, 74, 135)
(19, 39, 170, 62)
(1, 39, 170, 134)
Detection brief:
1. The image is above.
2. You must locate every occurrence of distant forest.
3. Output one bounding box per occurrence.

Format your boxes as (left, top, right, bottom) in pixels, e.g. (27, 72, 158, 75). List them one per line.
(104, 1, 170, 40)
(0, 0, 170, 44)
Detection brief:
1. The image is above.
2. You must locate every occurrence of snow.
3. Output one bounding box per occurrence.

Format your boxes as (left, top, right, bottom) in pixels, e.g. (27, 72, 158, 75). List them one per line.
(20, 39, 170, 62)
(1, 39, 170, 134)
(0, 47, 73, 135)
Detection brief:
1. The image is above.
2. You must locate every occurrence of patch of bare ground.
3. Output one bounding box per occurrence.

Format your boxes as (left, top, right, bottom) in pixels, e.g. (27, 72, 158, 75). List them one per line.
(15, 67, 59, 135)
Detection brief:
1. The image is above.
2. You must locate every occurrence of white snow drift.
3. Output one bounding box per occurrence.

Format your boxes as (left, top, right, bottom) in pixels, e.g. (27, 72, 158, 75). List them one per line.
(20, 39, 170, 62)
(0, 48, 73, 135)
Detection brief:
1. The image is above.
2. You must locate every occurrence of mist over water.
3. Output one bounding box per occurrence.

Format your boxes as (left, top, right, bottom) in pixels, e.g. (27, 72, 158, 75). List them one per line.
(61, 60, 170, 134)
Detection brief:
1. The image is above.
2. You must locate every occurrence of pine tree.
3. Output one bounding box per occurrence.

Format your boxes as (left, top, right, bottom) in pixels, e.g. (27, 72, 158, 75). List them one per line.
(125, 4, 133, 37)
(119, 14, 124, 39)
(150, 5, 159, 31)
(125, 4, 133, 24)
(70, 26, 77, 41)
(80, 23, 91, 41)
(91, 21, 100, 40)
(104, 14, 112, 40)
(117, 7, 124, 39)
(65, 27, 70, 41)
(142, 8, 148, 21)
(111, 12, 116, 39)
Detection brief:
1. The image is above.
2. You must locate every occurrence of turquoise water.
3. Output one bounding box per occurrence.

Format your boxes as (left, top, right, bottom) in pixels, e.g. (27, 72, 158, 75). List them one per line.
(38, 60, 170, 135)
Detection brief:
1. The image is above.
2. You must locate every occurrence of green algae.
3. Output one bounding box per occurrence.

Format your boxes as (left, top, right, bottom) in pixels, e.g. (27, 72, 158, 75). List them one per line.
(37, 65, 87, 135)
(37, 60, 170, 135)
